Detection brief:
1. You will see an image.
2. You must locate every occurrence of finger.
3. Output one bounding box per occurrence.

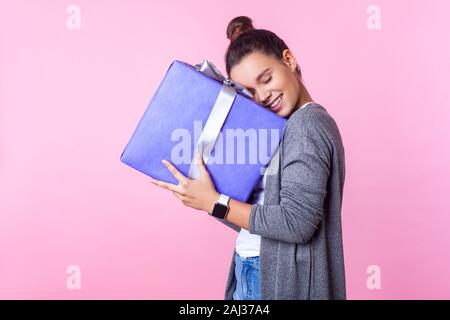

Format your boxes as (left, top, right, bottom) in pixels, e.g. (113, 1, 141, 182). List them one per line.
(161, 159, 189, 185)
(150, 177, 182, 193)
(172, 190, 182, 200)
(195, 152, 208, 174)
(172, 190, 191, 201)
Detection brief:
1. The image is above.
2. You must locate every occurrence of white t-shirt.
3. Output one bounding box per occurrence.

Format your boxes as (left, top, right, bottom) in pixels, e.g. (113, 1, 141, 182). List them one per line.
(235, 172, 266, 258)
(235, 102, 315, 258)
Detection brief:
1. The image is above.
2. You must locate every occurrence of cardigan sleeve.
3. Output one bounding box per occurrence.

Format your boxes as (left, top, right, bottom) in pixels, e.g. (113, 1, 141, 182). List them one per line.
(248, 111, 332, 244)
(214, 216, 241, 232)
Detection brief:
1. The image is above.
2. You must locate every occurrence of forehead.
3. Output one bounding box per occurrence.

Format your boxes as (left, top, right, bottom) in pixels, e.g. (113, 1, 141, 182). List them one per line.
(229, 51, 280, 87)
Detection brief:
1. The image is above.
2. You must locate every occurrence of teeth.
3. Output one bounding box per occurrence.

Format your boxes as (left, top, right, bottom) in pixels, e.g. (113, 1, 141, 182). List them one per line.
(270, 95, 282, 108)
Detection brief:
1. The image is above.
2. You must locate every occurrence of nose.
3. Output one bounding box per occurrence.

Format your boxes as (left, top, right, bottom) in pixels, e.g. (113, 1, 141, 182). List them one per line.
(256, 89, 271, 105)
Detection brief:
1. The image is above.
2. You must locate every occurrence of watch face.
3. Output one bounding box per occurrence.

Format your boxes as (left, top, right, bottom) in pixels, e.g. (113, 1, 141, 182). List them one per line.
(213, 203, 228, 219)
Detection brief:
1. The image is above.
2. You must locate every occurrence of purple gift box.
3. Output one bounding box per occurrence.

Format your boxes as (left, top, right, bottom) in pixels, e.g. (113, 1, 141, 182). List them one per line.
(120, 59, 287, 203)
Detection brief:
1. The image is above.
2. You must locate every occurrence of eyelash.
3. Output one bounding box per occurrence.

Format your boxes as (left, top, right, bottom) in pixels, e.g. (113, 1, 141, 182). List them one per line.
(248, 76, 272, 94)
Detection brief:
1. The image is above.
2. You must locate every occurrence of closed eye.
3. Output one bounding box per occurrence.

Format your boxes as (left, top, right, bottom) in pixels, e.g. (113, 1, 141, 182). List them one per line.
(246, 75, 272, 95)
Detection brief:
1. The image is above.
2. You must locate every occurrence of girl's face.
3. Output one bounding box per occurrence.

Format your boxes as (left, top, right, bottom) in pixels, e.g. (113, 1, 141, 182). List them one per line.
(229, 49, 302, 118)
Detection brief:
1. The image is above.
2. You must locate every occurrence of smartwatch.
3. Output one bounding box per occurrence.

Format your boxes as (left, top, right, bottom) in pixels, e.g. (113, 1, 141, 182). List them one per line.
(210, 194, 230, 220)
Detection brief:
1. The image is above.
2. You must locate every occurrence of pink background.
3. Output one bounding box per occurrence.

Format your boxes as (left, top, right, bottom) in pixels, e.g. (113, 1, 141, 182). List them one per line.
(1, 0, 449, 299)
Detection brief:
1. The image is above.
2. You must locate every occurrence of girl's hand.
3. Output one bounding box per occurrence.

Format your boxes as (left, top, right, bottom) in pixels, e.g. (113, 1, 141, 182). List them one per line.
(149, 152, 220, 214)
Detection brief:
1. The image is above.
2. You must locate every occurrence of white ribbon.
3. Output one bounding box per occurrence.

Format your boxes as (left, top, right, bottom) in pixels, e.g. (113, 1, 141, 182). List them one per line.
(187, 59, 247, 179)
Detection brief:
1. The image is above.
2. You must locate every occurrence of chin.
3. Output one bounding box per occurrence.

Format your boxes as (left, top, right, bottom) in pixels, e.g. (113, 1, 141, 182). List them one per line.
(280, 106, 294, 118)
(277, 109, 289, 118)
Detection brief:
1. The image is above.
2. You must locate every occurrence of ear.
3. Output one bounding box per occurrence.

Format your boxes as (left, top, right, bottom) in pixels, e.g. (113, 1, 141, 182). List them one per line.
(282, 49, 298, 72)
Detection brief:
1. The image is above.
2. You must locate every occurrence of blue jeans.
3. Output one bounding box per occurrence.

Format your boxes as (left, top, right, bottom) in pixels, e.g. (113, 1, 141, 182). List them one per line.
(232, 253, 260, 300)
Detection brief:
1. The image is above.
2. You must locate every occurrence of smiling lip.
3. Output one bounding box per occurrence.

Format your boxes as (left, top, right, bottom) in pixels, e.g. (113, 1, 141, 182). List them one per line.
(269, 94, 283, 112)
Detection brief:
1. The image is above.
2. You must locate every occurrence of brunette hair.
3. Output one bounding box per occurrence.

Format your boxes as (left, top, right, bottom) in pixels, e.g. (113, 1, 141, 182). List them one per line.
(225, 16, 302, 80)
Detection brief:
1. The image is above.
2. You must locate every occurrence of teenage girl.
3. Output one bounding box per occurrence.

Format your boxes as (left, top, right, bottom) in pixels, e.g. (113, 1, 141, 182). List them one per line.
(150, 16, 346, 300)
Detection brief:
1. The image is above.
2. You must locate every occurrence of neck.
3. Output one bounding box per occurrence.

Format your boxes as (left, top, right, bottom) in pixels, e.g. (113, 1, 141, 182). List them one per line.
(294, 82, 314, 111)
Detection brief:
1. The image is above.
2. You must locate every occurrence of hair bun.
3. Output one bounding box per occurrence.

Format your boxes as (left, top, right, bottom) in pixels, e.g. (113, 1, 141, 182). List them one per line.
(226, 16, 254, 42)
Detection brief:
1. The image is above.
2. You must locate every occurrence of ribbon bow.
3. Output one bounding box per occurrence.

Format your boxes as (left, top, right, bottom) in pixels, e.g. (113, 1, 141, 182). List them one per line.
(194, 59, 254, 99)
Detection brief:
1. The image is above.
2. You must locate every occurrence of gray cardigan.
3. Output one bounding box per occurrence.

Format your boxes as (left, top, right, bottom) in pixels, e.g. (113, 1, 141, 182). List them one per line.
(215, 102, 346, 300)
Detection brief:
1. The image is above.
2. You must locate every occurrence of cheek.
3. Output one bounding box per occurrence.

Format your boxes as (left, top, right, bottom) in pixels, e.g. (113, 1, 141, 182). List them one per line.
(272, 77, 289, 95)
(285, 77, 300, 100)
(271, 74, 296, 104)
(281, 82, 295, 102)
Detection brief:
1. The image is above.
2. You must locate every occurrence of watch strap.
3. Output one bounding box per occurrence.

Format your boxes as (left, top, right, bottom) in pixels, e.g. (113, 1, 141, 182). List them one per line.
(217, 194, 230, 207)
